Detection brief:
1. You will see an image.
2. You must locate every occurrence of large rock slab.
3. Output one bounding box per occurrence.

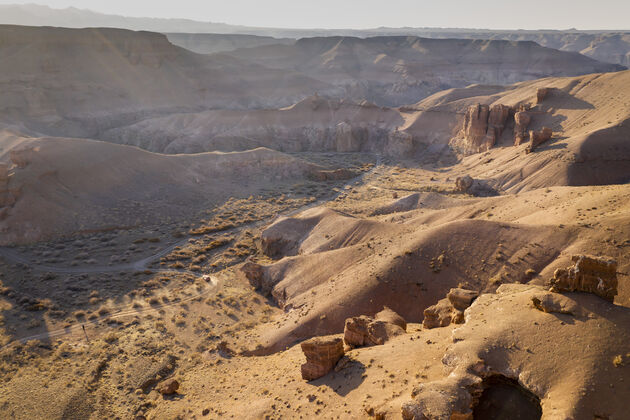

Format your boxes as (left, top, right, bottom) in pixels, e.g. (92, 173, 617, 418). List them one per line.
(300, 337, 344, 381)
(549, 255, 617, 302)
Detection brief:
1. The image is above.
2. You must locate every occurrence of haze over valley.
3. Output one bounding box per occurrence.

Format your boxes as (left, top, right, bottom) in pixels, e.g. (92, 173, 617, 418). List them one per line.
(0, 2, 629, 419)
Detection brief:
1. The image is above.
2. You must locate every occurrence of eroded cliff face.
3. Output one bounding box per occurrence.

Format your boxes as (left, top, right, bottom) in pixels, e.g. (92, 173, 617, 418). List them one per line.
(450, 90, 556, 155)
(451, 104, 512, 154)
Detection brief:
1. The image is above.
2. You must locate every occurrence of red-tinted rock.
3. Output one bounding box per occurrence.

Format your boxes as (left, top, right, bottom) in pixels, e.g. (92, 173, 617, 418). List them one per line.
(549, 255, 618, 302)
(423, 288, 478, 329)
(300, 337, 344, 381)
(514, 110, 532, 146)
(344, 307, 407, 347)
(526, 127, 553, 153)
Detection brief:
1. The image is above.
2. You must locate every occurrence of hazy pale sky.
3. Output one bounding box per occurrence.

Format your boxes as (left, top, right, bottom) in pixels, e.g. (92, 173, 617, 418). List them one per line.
(3, 0, 630, 30)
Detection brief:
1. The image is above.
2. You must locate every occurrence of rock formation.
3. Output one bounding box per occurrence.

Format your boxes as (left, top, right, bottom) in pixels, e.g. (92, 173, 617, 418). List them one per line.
(241, 260, 272, 293)
(486, 104, 511, 147)
(461, 104, 490, 152)
(525, 127, 553, 153)
(300, 337, 344, 381)
(422, 288, 478, 329)
(536, 87, 550, 104)
(531, 291, 580, 315)
(385, 130, 413, 158)
(549, 255, 618, 302)
(334, 121, 362, 152)
(344, 307, 407, 348)
(513, 108, 532, 146)
(455, 175, 474, 193)
(158, 379, 179, 395)
(453, 103, 511, 154)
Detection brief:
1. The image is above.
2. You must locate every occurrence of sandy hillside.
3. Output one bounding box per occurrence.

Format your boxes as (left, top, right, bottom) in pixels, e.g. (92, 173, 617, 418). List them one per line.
(0, 24, 628, 420)
(0, 127, 341, 244)
(0, 25, 333, 137)
(226, 36, 624, 106)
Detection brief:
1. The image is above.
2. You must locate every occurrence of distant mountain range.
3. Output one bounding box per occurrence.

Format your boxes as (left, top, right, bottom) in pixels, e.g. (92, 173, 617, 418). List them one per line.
(1, 3, 629, 66)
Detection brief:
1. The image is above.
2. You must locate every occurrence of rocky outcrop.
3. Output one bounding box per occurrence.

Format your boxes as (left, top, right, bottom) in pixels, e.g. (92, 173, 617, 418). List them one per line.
(158, 379, 179, 395)
(549, 255, 618, 302)
(453, 103, 511, 154)
(486, 104, 511, 146)
(334, 121, 362, 152)
(531, 291, 580, 315)
(300, 337, 344, 381)
(422, 288, 478, 329)
(241, 260, 274, 295)
(10, 147, 35, 169)
(455, 175, 474, 193)
(536, 87, 550, 104)
(525, 127, 553, 153)
(308, 168, 359, 182)
(461, 104, 490, 152)
(385, 130, 413, 158)
(344, 307, 407, 348)
(513, 109, 532, 146)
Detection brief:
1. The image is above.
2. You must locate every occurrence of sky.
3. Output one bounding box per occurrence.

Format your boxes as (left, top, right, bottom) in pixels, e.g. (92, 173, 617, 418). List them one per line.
(2, 0, 630, 30)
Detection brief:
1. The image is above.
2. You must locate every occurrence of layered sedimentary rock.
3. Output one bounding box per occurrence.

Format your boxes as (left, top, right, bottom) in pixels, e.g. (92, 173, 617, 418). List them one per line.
(486, 104, 511, 146)
(300, 337, 344, 381)
(344, 307, 407, 348)
(513, 109, 532, 146)
(526, 127, 553, 153)
(453, 103, 511, 154)
(422, 288, 478, 329)
(549, 255, 618, 301)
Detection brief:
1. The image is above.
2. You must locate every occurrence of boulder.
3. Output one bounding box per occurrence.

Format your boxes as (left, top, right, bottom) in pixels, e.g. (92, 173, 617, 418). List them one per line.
(158, 379, 179, 395)
(447, 288, 479, 311)
(531, 292, 580, 315)
(300, 337, 344, 381)
(549, 255, 617, 302)
(526, 127, 553, 153)
(344, 307, 407, 347)
(513, 110, 532, 146)
(455, 175, 474, 193)
(423, 288, 478, 329)
(375, 306, 407, 331)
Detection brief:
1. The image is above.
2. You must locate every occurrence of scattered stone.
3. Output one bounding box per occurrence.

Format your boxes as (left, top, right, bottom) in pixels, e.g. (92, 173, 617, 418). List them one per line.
(375, 306, 407, 331)
(549, 255, 617, 302)
(158, 379, 179, 395)
(300, 337, 344, 381)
